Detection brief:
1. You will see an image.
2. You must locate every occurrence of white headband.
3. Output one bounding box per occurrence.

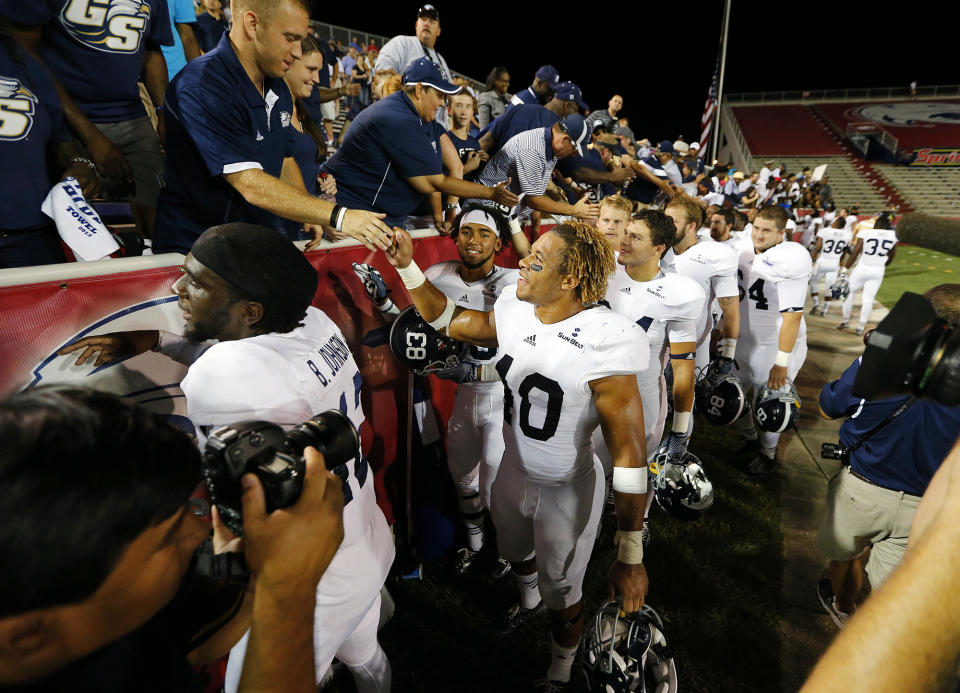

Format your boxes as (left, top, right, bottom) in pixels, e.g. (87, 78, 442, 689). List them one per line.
(460, 209, 499, 232)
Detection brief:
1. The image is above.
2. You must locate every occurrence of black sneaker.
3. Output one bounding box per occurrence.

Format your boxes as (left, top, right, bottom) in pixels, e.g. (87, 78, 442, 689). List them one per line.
(499, 600, 545, 633)
(731, 437, 761, 455)
(816, 578, 852, 629)
(533, 678, 568, 692)
(743, 453, 777, 479)
(453, 547, 481, 576)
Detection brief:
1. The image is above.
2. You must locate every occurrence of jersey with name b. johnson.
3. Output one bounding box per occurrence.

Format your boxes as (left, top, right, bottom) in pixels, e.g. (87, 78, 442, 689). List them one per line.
(814, 227, 853, 270)
(737, 239, 812, 343)
(424, 261, 518, 391)
(660, 240, 738, 344)
(492, 285, 649, 485)
(854, 228, 897, 268)
(604, 266, 703, 390)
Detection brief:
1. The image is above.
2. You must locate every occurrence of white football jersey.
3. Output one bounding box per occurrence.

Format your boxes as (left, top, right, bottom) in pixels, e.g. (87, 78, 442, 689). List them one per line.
(493, 286, 648, 485)
(425, 261, 518, 385)
(855, 228, 898, 268)
(605, 267, 703, 390)
(181, 306, 375, 548)
(814, 227, 852, 269)
(661, 240, 738, 344)
(737, 240, 812, 342)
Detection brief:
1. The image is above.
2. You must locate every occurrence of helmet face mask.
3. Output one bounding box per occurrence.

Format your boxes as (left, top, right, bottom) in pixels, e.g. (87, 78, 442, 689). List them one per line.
(582, 601, 678, 693)
(753, 380, 801, 433)
(388, 306, 465, 375)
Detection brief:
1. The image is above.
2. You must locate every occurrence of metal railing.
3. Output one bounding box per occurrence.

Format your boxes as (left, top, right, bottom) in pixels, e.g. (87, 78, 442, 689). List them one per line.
(726, 84, 960, 104)
(720, 100, 753, 172)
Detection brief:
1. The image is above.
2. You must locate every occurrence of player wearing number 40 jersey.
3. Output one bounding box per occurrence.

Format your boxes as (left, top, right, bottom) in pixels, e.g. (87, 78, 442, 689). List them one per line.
(837, 214, 898, 336)
(809, 217, 852, 318)
(732, 205, 812, 478)
(59, 224, 394, 693)
(382, 221, 650, 690)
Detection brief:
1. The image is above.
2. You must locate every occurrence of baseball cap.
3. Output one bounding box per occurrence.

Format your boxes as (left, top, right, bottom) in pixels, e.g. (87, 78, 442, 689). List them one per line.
(559, 114, 590, 156)
(672, 140, 690, 154)
(403, 57, 460, 94)
(689, 142, 701, 151)
(595, 134, 626, 156)
(553, 81, 588, 111)
(733, 171, 745, 180)
(535, 65, 560, 84)
(658, 140, 676, 155)
(417, 4, 439, 19)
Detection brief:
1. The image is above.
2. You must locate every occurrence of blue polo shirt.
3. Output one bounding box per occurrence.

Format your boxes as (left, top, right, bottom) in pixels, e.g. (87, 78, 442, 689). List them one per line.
(820, 356, 960, 496)
(483, 104, 557, 155)
(320, 90, 443, 227)
(40, 0, 174, 122)
(513, 86, 538, 106)
(153, 33, 295, 253)
(0, 45, 71, 230)
(558, 148, 615, 202)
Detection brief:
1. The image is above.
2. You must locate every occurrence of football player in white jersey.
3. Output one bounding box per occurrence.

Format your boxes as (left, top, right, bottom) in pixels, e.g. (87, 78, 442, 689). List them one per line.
(382, 221, 650, 690)
(60, 224, 394, 693)
(837, 214, 898, 335)
(732, 206, 813, 478)
(709, 207, 743, 249)
(809, 217, 852, 316)
(596, 209, 705, 541)
(594, 193, 634, 248)
(662, 196, 741, 378)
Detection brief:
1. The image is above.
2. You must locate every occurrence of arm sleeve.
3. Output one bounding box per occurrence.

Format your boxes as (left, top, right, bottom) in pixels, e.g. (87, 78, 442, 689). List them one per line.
(578, 320, 649, 394)
(665, 317, 698, 345)
(148, 0, 176, 47)
(176, 82, 265, 176)
(819, 358, 861, 419)
(374, 38, 404, 73)
(173, 0, 197, 23)
(156, 331, 213, 365)
(777, 277, 808, 312)
(712, 273, 739, 299)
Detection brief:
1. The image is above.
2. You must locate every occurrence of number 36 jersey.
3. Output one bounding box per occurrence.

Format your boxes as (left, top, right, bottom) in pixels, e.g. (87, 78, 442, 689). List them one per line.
(492, 286, 649, 485)
(737, 240, 812, 343)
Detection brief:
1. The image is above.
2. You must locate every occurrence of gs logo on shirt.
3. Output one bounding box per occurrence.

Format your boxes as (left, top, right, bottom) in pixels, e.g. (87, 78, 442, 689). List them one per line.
(0, 77, 38, 142)
(60, 0, 152, 54)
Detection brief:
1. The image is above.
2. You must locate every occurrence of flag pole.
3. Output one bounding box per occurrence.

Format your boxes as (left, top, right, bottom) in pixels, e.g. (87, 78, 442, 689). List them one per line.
(711, 0, 732, 164)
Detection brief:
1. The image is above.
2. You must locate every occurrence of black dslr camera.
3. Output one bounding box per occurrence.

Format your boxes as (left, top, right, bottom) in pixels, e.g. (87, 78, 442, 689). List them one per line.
(820, 442, 849, 463)
(202, 410, 359, 536)
(854, 292, 960, 405)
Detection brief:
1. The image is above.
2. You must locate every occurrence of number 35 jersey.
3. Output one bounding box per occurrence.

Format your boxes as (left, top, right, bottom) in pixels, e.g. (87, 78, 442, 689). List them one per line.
(493, 286, 649, 485)
(737, 240, 812, 343)
(854, 228, 898, 269)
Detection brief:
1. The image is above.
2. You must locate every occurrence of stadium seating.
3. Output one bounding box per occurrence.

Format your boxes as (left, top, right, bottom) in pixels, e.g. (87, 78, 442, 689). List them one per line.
(873, 165, 960, 217)
(775, 156, 889, 211)
(731, 105, 846, 157)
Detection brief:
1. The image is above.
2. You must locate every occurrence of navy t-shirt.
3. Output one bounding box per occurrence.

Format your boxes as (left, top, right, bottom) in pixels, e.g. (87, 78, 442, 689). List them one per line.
(557, 148, 615, 203)
(0, 45, 71, 230)
(153, 33, 295, 253)
(445, 130, 481, 182)
(40, 0, 174, 122)
(485, 104, 557, 155)
(321, 90, 443, 226)
(194, 12, 228, 53)
(820, 356, 960, 496)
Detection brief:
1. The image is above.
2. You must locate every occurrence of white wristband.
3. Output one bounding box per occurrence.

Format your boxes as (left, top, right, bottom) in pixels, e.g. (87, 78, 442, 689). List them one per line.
(427, 298, 455, 332)
(396, 261, 426, 290)
(612, 466, 647, 494)
(615, 530, 644, 565)
(672, 411, 691, 435)
(720, 338, 737, 359)
(774, 350, 791, 367)
(509, 217, 524, 236)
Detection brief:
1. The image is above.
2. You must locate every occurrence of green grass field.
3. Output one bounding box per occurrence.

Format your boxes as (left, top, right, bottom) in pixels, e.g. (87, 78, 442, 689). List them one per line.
(877, 244, 960, 309)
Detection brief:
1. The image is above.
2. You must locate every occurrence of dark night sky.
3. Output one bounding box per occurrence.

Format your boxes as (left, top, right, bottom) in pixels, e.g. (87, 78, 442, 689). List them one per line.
(313, 3, 952, 144)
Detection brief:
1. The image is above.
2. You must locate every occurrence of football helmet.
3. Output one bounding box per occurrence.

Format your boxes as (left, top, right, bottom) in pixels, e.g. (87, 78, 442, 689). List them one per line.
(695, 363, 746, 426)
(829, 271, 850, 300)
(754, 380, 801, 433)
(388, 306, 464, 375)
(652, 450, 714, 521)
(583, 600, 678, 693)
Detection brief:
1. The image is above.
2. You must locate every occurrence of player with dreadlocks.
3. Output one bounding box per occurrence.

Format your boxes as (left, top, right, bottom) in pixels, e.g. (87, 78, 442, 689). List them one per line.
(380, 220, 651, 690)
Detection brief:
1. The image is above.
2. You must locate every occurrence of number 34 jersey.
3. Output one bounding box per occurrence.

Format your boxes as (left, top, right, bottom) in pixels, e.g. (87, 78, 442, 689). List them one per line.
(492, 285, 649, 486)
(737, 240, 813, 343)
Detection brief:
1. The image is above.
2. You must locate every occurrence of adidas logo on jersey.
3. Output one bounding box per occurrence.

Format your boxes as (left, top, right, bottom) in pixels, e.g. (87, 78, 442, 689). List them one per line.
(522, 335, 537, 346)
(457, 294, 469, 303)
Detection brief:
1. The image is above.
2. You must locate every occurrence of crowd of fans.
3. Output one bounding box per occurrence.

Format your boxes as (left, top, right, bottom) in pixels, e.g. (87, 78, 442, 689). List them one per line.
(4, 1, 960, 693)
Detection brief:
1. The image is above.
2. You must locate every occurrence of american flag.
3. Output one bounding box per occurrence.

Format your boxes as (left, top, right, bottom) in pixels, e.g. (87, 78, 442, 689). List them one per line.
(698, 57, 720, 156)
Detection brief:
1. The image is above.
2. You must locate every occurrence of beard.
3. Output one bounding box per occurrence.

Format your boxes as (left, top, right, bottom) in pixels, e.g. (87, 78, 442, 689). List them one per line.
(183, 310, 230, 343)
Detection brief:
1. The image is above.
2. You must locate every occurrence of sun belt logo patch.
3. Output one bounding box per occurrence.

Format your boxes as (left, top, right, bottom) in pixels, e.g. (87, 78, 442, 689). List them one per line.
(60, 0, 152, 54)
(0, 77, 38, 142)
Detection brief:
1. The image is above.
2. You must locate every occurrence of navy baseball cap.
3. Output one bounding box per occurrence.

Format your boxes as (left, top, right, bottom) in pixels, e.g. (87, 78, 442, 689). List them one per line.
(418, 4, 439, 19)
(658, 140, 676, 154)
(535, 65, 560, 84)
(596, 134, 626, 156)
(403, 57, 460, 94)
(559, 114, 590, 156)
(553, 82, 588, 111)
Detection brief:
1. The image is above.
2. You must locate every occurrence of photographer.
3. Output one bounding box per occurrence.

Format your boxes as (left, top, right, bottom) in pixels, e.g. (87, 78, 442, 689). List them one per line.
(815, 284, 960, 628)
(59, 223, 394, 693)
(0, 387, 344, 692)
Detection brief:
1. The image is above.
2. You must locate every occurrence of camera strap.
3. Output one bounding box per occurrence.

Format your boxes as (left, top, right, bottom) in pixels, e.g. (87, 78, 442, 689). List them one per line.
(194, 538, 251, 585)
(845, 396, 916, 457)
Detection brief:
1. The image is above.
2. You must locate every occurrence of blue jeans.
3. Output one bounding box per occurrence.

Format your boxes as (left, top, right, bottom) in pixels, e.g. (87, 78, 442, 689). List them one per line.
(0, 228, 66, 269)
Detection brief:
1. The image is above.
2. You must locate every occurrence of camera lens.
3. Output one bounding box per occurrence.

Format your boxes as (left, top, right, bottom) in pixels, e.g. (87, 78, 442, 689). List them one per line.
(284, 409, 359, 470)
